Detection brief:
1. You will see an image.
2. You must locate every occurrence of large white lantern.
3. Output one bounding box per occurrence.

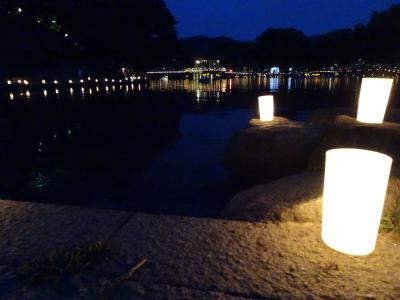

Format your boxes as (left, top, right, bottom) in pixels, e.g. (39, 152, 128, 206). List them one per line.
(322, 148, 392, 256)
(258, 95, 274, 121)
(357, 78, 393, 124)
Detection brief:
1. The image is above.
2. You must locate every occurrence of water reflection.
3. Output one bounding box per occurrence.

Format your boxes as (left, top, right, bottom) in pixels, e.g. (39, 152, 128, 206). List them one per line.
(0, 76, 399, 217)
(6, 76, 398, 102)
(147, 76, 370, 95)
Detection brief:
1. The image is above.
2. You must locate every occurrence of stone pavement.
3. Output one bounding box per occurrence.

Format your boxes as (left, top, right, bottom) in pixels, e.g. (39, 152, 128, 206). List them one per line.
(1, 200, 399, 299)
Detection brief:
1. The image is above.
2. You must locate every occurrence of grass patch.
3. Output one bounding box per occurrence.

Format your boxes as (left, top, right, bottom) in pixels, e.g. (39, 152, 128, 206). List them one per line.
(17, 241, 111, 286)
(380, 210, 400, 234)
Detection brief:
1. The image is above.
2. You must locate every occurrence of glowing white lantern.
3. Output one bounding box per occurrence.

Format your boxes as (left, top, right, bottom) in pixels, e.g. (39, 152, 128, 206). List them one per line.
(357, 78, 393, 124)
(258, 95, 274, 121)
(322, 148, 392, 255)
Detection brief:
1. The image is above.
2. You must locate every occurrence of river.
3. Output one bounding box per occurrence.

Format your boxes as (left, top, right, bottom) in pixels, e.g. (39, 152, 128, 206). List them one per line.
(0, 76, 398, 217)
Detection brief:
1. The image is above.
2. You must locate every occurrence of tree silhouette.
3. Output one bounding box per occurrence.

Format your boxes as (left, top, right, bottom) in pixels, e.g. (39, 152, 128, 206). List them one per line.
(0, 0, 177, 75)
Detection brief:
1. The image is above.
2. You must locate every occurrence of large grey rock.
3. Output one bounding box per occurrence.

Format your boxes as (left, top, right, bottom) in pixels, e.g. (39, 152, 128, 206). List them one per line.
(222, 170, 400, 224)
(0, 200, 131, 265)
(225, 111, 400, 183)
(224, 118, 322, 183)
(113, 214, 400, 299)
(1, 201, 400, 299)
(307, 114, 400, 170)
(307, 108, 400, 125)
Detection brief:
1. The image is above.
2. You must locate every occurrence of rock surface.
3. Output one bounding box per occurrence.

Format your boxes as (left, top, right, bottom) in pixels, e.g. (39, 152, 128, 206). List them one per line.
(225, 112, 400, 182)
(1, 200, 400, 299)
(308, 114, 400, 170)
(224, 118, 322, 183)
(222, 170, 400, 223)
(114, 214, 400, 299)
(0, 200, 131, 265)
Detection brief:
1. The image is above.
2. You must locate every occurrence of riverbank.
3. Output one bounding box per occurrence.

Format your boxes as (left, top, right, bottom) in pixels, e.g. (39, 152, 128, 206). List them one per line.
(1, 199, 399, 299)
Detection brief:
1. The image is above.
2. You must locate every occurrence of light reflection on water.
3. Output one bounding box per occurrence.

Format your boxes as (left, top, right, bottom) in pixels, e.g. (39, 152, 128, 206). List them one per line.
(5, 76, 399, 102)
(0, 76, 399, 217)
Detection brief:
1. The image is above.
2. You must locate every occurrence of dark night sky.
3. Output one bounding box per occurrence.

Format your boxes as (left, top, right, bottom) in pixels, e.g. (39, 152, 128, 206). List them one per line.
(165, 0, 400, 40)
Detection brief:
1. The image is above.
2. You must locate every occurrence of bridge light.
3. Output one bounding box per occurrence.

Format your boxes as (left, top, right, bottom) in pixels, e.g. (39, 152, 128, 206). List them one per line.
(7, 80, 12, 85)
(322, 148, 392, 255)
(258, 95, 274, 121)
(42, 80, 46, 84)
(357, 78, 393, 124)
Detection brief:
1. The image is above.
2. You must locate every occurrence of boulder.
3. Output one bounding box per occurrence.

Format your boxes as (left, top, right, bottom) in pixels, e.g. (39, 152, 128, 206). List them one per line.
(307, 114, 400, 170)
(224, 118, 322, 184)
(222, 170, 400, 224)
(224, 111, 400, 183)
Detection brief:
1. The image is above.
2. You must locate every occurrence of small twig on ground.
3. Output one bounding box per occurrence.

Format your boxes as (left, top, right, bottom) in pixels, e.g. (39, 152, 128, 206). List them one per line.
(121, 258, 147, 281)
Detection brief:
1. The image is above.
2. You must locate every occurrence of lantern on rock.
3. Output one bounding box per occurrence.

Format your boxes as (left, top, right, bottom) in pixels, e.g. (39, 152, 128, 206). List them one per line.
(357, 78, 393, 124)
(321, 148, 392, 256)
(258, 95, 274, 121)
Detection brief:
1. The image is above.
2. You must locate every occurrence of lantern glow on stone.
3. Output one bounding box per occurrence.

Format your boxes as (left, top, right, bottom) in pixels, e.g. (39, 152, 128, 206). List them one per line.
(258, 95, 274, 121)
(357, 78, 393, 124)
(322, 148, 392, 256)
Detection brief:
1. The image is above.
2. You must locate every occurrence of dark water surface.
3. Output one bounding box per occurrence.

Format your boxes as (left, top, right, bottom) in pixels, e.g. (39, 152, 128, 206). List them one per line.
(0, 77, 399, 217)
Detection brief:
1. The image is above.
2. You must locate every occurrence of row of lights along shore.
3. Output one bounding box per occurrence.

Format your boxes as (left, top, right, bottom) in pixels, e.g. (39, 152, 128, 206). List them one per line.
(6, 76, 145, 87)
(8, 83, 141, 100)
(258, 77, 395, 256)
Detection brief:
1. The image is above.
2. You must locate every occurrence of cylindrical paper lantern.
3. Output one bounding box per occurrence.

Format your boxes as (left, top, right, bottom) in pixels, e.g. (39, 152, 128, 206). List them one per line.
(357, 78, 393, 124)
(258, 95, 274, 121)
(322, 148, 392, 255)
